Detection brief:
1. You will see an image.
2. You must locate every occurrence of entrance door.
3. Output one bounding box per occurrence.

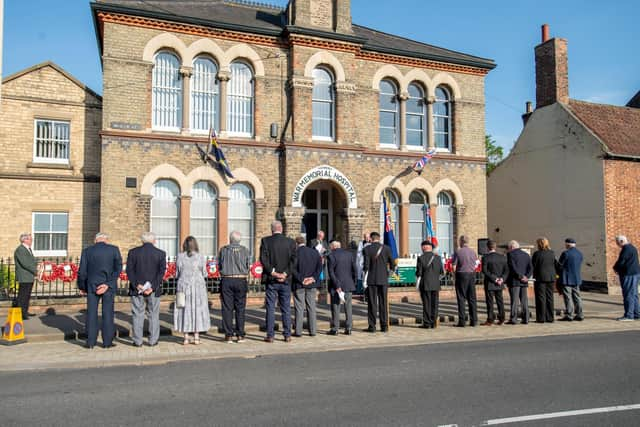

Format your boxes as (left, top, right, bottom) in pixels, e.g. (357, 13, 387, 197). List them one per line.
(302, 187, 333, 244)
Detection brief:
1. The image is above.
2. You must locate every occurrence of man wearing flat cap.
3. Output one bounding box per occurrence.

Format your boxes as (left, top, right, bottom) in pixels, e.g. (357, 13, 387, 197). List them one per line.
(558, 238, 584, 321)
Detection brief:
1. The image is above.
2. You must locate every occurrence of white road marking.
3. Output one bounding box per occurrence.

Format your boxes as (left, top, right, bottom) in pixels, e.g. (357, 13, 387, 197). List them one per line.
(481, 403, 640, 425)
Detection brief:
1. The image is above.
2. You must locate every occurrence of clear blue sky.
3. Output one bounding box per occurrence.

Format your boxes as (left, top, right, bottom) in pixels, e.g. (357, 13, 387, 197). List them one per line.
(3, 0, 639, 152)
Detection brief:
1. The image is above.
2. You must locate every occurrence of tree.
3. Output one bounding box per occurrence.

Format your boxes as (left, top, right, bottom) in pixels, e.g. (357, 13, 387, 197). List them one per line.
(485, 134, 503, 175)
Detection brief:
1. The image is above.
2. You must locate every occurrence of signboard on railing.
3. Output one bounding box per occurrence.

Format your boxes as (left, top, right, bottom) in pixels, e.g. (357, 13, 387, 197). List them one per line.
(389, 258, 416, 284)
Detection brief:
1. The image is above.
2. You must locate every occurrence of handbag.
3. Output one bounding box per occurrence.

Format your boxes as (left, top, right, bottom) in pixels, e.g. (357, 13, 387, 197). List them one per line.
(176, 291, 186, 308)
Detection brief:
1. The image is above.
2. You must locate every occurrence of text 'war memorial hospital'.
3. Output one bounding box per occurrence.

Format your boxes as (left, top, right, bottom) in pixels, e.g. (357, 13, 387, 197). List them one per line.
(0, 0, 495, 260)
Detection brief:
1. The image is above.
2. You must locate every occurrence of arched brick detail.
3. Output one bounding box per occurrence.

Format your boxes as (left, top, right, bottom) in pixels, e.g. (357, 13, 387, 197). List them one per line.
(186, 165, 229, 198)
(303, 51, 346, 82)
(433, 178, 464, 204)
(405, 176, 436, 203)
(432, 72, 462, 99)
(230, 167, 265, 199)
(372, 175, 408, 203)
(224, 43, 265, 76)
(184, 38, 226, 67)
(402, 69, 433, 96)
(142, 32, 188, 62)
(140, 164, 189, 197)
(371, 64, 404, 90)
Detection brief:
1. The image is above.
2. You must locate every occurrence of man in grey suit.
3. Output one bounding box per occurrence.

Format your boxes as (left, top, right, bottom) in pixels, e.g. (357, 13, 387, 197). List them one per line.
(13, 233, 37, 320)
(327, 241, 358, 335)
(363, 232, 395, 332)
(125, 232, 167, 347)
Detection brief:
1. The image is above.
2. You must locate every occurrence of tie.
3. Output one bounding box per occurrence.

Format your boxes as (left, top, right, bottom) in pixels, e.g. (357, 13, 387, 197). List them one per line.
(28, 247, 34, 257)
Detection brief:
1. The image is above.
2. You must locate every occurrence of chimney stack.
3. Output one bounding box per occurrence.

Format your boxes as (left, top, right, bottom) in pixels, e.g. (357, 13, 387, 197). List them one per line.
(522, 101, 534, 126)
(535, 24, 569, 108)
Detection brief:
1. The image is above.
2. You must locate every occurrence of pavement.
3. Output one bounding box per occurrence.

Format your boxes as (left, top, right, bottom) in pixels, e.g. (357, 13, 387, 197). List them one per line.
(1, 331, 639, 426)
(1, 292, 638, 372)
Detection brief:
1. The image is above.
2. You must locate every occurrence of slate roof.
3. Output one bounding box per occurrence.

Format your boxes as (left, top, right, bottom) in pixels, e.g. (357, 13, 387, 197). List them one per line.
(627, 90, 640, 108)
(568, 100, 640, 157)
(92, 0, 495, 69)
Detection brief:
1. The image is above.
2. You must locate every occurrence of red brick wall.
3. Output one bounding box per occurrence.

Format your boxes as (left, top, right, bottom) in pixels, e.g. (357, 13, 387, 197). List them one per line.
(604, 159, 640, 292)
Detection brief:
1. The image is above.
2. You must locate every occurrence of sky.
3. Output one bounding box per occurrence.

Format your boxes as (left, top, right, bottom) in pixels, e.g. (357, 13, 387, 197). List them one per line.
(2, 0, 639, 152)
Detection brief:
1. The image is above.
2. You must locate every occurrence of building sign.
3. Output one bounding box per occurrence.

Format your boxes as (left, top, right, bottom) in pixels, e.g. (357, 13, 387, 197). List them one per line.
(111, 122, 142, 131)
(292, 165, 358, 209)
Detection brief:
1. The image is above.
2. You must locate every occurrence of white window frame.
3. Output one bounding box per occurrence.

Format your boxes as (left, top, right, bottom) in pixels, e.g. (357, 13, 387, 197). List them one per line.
(379, 80, 399, 149)
(228, 183, 255, 258)
(312, 67, 335, 141)
(32, 212, 68, 257)
(434, 86, 452, 152)
(190, 181, 218, 257)
(436, 192, 454, 257)
(406, 84, 427, 151)
(190, 57, 219, 135)
(408, 191, 427, 256)
(33, 119, 70, 164)
(152, 51, 182, 132)
(226, 62, 254, 138)
(150, 180, 181, 258)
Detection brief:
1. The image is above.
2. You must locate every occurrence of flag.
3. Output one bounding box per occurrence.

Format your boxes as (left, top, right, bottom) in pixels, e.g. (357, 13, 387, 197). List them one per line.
(413, 148, 437, 175)
(205, 128, 234, 179)
(424, 203, 439, 248)
(382, 193, 399, 260)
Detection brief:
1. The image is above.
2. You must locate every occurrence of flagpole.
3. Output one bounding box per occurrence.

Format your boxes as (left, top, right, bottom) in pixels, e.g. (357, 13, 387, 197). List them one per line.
(384, 192, 390, 331)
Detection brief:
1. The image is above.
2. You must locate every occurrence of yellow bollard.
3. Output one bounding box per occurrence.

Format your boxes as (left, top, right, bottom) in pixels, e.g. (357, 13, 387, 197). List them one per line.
(1, 307, 26, 345)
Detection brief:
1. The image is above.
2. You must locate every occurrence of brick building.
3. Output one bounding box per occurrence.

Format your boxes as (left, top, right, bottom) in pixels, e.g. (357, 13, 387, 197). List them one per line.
(0, 62, 102, 256)
(91, 0, 495, 259)
(487, 25, 640, 293)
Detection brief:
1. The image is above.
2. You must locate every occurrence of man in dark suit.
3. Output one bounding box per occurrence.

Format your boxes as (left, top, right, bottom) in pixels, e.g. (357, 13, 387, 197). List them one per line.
(481, 240, 508, 325)
(13, 233, 37, 320)
(416, 241, 444, 329)
(613, 235, 640, 321)
(126, 232, 167, 347)
(292, 236, 322, 337)
(327, 240, 358, 335)
(77, 232, 123, 349)
(506, 240, 532, 324)
(558, 238, 584, 321)
(309, 230, 330, 283)
(260, 220, 297, 342)
(362, 231, 395, 332)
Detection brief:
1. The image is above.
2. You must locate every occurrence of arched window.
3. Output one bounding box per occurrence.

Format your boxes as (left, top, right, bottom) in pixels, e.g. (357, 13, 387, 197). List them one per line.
(406, 84, 426, 148)
(227, 62, 254, 137)
(151, 179, 180, 258)
(190, 181, 217, 257)
(229, 183, 255, 257)
(409, 191, 428, 255)
(379, 189, 400, 239)
(190, 57, 219, 133)
(436, 192, 454, 257)
(312, 68, 334, 140)
(152, 52, 182, 131)
(434, 86, 451, 151)
(379, 80, 399, 147)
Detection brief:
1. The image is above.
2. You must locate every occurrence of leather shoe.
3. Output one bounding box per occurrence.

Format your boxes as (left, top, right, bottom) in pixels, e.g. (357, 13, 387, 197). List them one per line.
(284, 336, 292, 342)
(85, 344, 95, 349)
(132, 342, 143, 348)
(573, 316, 584, 321)
(328, 330, 338, 335)
(23, 312, 36, 318)
(102, 343, 117, 349)
(455, 323, 465, 327)
(264, 337, 274, 343)
(559, 316, 573, 321)
(497, 320, 505, 325)
(380, 328, 388, 333)
(343, 330, 352, 335)
(481, 321, 493, 326)
(291, 333, 302, 338)
(147, 342, 158, 347)
(365, 326, 376, 333)
(505, 321, 517, 325)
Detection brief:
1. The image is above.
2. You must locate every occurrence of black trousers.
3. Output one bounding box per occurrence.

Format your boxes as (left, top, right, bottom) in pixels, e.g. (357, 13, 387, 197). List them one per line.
(221, 278, 248, 337)
(367, 285, 388, 330)
(420, 288, 439, 327)
(485, 287, 505, 322)
(455, 272, 478, 325)
(534, 281, 555, 322)
(16, 282, 34, 318)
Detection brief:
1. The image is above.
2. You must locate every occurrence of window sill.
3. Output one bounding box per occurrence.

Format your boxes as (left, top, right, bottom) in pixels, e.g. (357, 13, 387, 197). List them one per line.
(34, 251, 68, 258)
(27, 162, 73, 170)
(312, 137, 335, 143)
(377, 145, 400, 151)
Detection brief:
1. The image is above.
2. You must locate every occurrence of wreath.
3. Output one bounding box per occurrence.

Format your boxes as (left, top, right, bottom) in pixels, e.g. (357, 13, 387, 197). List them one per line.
(119, 263, 128, 281)
(55, 262, 78, 283)
(444, 258, 454, 273)
(163, 262, 176, 281)
(39, 261, 57, 282)
(250, 261, 263, 279)
(206, 259, 220, 279)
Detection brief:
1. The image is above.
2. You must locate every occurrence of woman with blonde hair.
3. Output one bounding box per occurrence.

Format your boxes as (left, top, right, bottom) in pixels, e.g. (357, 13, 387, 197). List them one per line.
(174, 236, 211, 345)
(531, 237, 557, 323)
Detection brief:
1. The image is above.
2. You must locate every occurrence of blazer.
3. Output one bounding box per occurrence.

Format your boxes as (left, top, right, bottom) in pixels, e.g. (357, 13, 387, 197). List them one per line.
(482, 251, 508, 291)
(613, 244, 640, 277)
(327, 248, 358, 292)
(77, 242, 122, 293)
(292, 245, 323, 290)
(259, 233, 297, 285)
(558, 247, 583, 286)
(506, 248, 532, 288)
(416, 251, 444, 291)
(309, 239, 330, 257)
(532, 249, 557, 283)
(125, 242, 167, 297)
(14, 244, 37, 283)
(362, 242, 395, 286)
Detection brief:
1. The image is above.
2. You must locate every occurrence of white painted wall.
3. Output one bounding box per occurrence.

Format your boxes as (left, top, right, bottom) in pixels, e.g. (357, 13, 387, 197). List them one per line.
(487, 103, 608, 283)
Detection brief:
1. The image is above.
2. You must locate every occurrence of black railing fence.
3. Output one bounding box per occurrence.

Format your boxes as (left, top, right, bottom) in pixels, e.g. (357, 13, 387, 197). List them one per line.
(0, 257, 481, 301)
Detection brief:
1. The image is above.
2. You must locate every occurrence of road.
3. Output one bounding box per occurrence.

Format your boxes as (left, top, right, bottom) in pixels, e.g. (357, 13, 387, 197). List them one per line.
(1, 331, 639, 426)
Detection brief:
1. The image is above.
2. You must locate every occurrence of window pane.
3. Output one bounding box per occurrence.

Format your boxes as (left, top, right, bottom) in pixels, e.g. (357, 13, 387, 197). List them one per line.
(151, 179, 180, 258)
(34, 120, 70, 162)
(434, 102, 449, 116)
(51, 214, 68, 232)
(229, 183, 254, 256)
(408, 84, 422, 98)
(406, 130, 423, 147)
(227, 62, 253, 135)
(409, 203, 424, 221)
(379, 111, 396, 128)
(436, 87, 449, 101)
(191, 57, 219, 132)
(379, 95, 397, 110)
(34, 213, 51, 232)
(152, 52, 182, 130)
(34, 234, 50, 251)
